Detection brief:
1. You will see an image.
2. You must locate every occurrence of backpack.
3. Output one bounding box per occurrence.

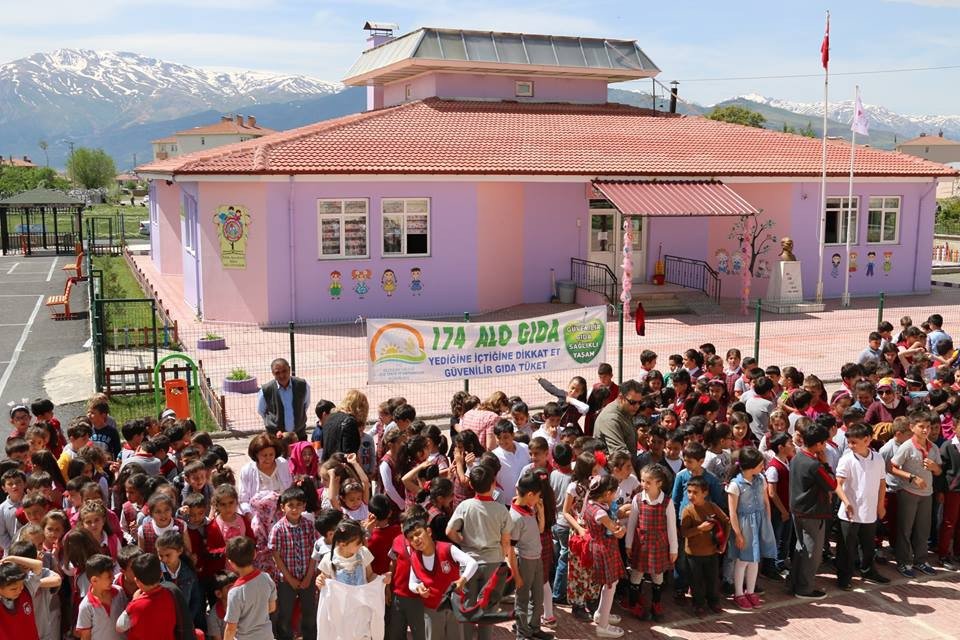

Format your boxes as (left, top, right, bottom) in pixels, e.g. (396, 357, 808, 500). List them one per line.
(160, 582, 203, 640)
(448, 562, 514, 625)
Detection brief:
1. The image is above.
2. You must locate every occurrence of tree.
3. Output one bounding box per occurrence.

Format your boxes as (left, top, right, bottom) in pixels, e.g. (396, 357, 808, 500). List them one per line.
(0, 166, 70, 198)
(66, 147, 116, 189)
(708, 105, 766, 128)
(38, 140, 49, 167)
(800, 122, 817, 138)
(728, 212, 777, 276)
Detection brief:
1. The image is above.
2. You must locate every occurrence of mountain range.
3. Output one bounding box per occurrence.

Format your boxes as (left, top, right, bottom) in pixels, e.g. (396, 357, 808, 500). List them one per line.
(1, 48, 957, 171)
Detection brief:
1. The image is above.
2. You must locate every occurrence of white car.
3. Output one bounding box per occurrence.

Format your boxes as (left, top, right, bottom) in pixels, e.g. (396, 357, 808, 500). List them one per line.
(139, 220, 150, 235)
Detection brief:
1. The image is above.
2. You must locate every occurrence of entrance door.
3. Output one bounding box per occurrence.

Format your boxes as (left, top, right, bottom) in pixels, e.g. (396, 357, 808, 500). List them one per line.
(588, 208, 645, 283)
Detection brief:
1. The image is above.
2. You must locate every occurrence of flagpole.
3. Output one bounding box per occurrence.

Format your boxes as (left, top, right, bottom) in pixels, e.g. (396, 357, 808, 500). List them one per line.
(842, 86, 858, 308)
(815, 10, 830, 304)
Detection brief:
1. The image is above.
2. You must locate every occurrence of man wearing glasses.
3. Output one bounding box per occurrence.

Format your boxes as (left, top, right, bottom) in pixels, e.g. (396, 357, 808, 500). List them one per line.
(594, 379, 644, 458)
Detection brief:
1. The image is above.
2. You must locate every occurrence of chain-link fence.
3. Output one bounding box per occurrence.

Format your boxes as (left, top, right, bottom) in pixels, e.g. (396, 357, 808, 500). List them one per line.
(157, 289, 960, 433)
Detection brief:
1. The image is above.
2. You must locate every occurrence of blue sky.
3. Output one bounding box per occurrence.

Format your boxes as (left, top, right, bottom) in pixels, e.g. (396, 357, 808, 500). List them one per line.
(3, 0, 959, 114)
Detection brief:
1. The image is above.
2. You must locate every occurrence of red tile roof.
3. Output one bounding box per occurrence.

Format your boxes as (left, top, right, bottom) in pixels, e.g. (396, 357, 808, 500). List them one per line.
(593, 180, 760, 217)
(898, 135, 960, 147)
(173, 120, 275, 136)
(137, 98, 957, 178)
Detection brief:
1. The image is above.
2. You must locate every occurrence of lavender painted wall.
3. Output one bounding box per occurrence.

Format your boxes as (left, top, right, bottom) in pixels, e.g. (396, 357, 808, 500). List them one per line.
(522, 183, 586, 301)
(381, 71, 608, 107)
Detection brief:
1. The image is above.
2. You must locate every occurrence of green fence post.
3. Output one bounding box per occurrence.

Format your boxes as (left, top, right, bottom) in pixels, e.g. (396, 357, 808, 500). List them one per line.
(617, 303, 624, 386)
(94, 299, 105, 391)
(150, 300, 158, 369)
(289, 322, 296, 376)
(463, 312, 470, 393)
(877, 291, 885, 329)
(754, 299, 762, 362)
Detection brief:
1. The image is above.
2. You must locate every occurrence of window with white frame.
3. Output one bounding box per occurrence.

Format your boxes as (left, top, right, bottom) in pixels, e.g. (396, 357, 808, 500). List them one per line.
(824, 196, 859, 245)
(382, 198, 430, 256)
(317, 199, 368, 258)
(867, 196, 900, 244)
(183, 195, 198, 254)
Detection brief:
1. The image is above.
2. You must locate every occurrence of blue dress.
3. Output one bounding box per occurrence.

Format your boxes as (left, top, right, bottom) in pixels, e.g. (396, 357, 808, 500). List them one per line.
(728, 473, 777, 563)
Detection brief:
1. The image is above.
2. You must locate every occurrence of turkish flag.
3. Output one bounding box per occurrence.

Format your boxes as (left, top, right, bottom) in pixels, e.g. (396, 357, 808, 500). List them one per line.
(820, 14, 830, 70)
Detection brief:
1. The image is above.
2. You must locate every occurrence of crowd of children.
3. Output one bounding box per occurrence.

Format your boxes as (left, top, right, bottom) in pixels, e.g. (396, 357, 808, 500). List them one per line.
(1, 312, 959, 639)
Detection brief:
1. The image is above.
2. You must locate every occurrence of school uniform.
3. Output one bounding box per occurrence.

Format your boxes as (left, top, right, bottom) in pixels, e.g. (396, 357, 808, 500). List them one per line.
(835, 448, 886, 585)
(510, 503, 543, 639)
(409, 542, 477, 640)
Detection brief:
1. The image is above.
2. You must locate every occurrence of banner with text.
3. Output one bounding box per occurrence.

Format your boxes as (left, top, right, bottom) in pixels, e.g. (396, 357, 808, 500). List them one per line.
(367, 307, 607, 384)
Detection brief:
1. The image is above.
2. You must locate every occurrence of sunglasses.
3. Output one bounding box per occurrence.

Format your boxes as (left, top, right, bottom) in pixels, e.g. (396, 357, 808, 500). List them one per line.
(623, 398, 641, 406)
(879, 389, 895, 395)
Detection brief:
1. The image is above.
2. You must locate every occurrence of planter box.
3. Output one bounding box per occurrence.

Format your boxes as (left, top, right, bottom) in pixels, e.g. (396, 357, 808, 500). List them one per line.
(223, 376, 258, 394)
(197, 337, 227, 350)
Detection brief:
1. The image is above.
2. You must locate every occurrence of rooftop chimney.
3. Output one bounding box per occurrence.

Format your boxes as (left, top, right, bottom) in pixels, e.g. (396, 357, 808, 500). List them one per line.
(23, 155, 30, 162)
(247, 115, 256, 128)
(235, 114, 243, 126)
(221, 115, 231, 123)
(669, 81, 679, 114)
(363, 21, 398, 49)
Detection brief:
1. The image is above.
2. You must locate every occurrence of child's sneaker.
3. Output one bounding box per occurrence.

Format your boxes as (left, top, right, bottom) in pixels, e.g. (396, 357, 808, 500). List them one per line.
(897, 564, 916, 578)
(939, 556, 958, 571)
(915, 563, 937, 576)
(595, 625, 624, 638)
(572, 605, 592, 621)
(593, 612, 621, 625)
(746, 593, 763, 607)
(734, 595, 754, 610)
(540, 615, 557, 627)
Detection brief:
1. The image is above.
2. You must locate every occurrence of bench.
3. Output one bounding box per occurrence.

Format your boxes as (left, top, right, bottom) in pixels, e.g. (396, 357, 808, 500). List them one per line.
(45, 278, 77, 319)
(62, 252, 84, 279)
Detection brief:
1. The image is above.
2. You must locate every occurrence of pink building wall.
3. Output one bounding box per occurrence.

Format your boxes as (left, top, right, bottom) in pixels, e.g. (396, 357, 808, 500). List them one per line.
(194, 182, 270, 324)
(152, 180, 183, 275)
(381, 72, 608, 107)
(522, 183, 586, 300)
(476, 183, 524, 311)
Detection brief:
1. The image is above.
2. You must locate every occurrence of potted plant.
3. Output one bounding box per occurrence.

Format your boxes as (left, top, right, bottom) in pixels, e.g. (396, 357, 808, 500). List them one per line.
(222, 367, 258, 394)
(197, 332, 227, 351)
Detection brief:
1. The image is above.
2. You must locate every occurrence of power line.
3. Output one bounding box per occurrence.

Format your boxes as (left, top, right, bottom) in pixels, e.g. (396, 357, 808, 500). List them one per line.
(676, 64, 960, 83)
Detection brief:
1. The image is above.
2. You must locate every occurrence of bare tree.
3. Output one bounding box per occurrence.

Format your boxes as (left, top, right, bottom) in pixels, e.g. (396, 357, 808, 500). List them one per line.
(728, 212, 777, 275)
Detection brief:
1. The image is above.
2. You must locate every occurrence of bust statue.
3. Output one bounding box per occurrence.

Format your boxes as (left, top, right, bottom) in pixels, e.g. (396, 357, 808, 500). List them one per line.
(779, 237, 797, 262)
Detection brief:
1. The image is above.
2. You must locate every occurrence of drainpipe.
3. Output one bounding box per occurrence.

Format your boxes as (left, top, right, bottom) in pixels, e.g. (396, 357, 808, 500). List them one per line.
(288, 175, 296, 323)
(913, 181, 936, 292)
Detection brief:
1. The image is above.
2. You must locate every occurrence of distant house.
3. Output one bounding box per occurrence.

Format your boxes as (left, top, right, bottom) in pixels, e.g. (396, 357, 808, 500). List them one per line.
(151, 115, 275, 161)
(138, 24, 957, 325)
(115, 172, 139, 187)
(0, 155, 37, 168)
(897, 134, 960, 199)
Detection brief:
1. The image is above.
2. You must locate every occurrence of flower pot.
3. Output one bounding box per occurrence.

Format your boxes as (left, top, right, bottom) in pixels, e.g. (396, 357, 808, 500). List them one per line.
(223, 376, 258, 394)
(197, 337, 227, 350)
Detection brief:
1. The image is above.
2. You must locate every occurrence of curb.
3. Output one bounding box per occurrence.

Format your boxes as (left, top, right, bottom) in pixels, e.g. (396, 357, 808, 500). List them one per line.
(932, 280, 960, 288)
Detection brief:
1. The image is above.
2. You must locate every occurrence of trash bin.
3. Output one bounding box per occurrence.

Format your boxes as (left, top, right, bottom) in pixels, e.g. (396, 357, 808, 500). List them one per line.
(163, 378, 191, 419)
(556, 280, 577, 304)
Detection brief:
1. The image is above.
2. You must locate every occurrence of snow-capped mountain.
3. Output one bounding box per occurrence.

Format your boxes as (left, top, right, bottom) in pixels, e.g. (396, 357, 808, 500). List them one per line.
(738, 93, 960, 140)
(0, 49, 341, 131)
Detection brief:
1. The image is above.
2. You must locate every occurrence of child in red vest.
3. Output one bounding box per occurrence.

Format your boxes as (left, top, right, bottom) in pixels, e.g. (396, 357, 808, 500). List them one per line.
(762, 433, 795, 580)
(405, 516, 475, 640)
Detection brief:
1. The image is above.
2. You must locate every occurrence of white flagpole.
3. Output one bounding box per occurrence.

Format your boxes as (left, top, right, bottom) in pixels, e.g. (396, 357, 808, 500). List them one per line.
(842, 86, 858, 308)
(816, 10, 830, 304)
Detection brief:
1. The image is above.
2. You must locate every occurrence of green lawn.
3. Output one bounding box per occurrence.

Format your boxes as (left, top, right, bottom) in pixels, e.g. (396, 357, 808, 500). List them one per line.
(3, 203, 145, 241)
(92, 255, 162, 344)
(106, 389, 220, 432)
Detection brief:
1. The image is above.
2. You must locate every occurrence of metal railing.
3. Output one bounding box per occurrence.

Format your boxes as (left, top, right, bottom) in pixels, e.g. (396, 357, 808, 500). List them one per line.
(570, 257, 618, 303)
(663, 254, 721, 303)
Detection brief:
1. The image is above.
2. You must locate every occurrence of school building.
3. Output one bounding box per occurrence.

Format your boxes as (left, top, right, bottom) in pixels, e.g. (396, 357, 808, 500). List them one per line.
(136, 24, 957, 325)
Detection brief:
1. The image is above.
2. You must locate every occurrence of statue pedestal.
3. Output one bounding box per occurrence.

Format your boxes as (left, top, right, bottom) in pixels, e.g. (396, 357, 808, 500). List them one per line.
(761, 261, 825, 313)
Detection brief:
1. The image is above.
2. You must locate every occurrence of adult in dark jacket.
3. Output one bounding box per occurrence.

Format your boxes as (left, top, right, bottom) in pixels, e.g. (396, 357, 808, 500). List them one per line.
(320, 389, 370, 461)
(594, 379, 644, 457)
(257, 358, 311, 442)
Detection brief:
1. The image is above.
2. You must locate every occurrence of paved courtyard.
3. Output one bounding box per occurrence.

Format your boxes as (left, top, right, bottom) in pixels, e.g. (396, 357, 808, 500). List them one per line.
(129, 253, 960, 432)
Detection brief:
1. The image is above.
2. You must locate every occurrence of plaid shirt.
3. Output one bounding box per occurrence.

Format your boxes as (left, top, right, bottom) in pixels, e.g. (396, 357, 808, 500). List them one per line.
(268, 515, 318, 582)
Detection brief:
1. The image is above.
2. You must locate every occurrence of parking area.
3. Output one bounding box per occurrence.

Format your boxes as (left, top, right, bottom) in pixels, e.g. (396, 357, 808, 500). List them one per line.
(0, 254, 91, 413)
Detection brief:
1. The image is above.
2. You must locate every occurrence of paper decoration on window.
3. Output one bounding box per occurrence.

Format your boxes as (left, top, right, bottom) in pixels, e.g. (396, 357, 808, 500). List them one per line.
(352, 269, 372, 298)
(213, 205, 251, 269)
(410, 267, 423, 296)
(381, 269, 398, 297)
(329, 271, 343, 300)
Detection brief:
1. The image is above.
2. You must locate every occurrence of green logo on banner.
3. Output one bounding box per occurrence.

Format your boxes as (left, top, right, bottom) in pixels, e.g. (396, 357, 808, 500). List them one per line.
(563, 318, 605, 364)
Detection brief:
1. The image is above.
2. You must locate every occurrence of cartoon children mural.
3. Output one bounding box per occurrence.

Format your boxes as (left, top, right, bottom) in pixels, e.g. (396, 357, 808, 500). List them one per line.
(831, 253, 842, 278)
(352, 269, 372, 298)
(715, 249, 730, 274)
(329, 271, 343, 299)
(849, 251, 858, 273)
(883, 251, 893, 275)
(731, 251, 745, 275)
(755, 258, 771, 279)
(381, 269, 398, 296)
(409, 267, 423, 295)
(866, 251, 876, 277)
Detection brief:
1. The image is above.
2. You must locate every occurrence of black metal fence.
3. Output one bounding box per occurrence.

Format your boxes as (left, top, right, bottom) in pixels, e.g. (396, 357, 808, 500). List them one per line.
(570, 257, 618, 303)
(663, 254, 721, 302)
